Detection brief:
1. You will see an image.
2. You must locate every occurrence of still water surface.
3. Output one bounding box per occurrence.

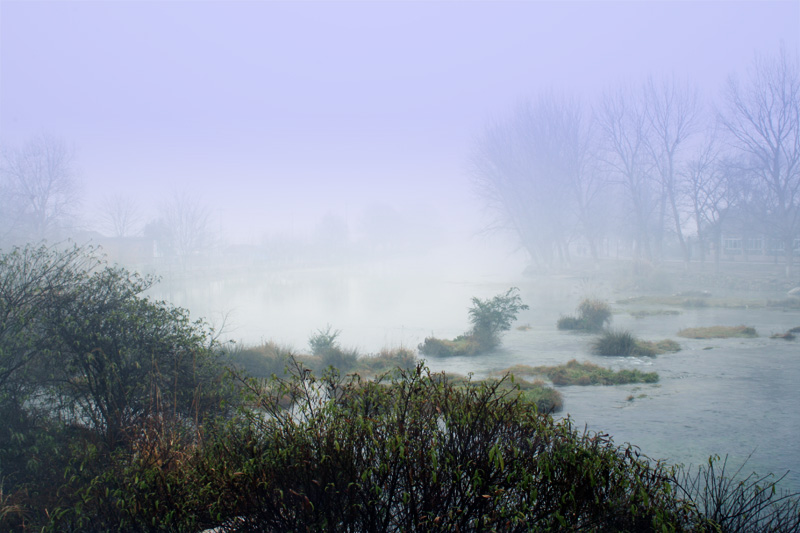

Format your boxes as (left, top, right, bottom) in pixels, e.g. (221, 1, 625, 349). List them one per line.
(152, 261, 800, 492)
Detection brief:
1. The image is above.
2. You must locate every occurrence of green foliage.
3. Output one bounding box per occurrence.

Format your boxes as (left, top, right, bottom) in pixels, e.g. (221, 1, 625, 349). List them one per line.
(0, 243, 229, 525)
(420, 288, 528, 356)
(46, 364, 696, 531)
(514, 379, 564, 412)
(2, 247, 797, 531)
(468, 287, 529, 348)
(557, 298, 612, 331)
(308, 324, 341, 356)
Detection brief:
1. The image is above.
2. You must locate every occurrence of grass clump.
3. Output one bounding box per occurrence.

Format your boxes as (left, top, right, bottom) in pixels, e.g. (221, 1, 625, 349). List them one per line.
(677, 325, 758, 339)
(495, 360, 659, 386)
(462, 375, 563, 413)
(516, 379, 563, 412)
(557, 298, 612, 331)
(770, 327, 799, 340)
(418, 335, 481, 356)
(592, 330, 679, 357)
(222, 340, 295, 378)
(355, 347, 418, 375)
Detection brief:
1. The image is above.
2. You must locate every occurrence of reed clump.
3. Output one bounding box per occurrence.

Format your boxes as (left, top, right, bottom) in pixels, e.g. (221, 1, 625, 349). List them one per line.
(593, 330, 680, 357)
(557, 298, 612, 331)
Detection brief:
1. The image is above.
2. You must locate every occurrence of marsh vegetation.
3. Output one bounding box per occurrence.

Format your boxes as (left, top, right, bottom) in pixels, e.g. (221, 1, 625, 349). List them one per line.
(2, 245, 799, 530)
(592, 330, 681, 357)
(556, 298, 613, 331)
(419, 287, 528, 356)
(677, 326, 758, 339)
(494, 360, 659, 386)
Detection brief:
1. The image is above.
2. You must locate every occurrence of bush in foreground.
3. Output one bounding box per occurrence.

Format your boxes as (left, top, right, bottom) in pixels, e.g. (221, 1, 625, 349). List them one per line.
(47, 364, 695, 531)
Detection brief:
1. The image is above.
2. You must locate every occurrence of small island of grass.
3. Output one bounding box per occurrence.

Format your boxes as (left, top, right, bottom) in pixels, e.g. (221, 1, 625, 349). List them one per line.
(677, 325, 758, 339)
(494, 359, 658, 385)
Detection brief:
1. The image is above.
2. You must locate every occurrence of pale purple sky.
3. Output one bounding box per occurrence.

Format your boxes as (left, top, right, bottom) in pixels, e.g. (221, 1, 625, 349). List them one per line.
(1, 1, 798, 243)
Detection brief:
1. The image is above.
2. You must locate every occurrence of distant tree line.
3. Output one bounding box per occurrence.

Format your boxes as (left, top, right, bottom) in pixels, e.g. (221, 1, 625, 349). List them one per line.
(474, 46, 800, 276)
(0, 137, 214, 261)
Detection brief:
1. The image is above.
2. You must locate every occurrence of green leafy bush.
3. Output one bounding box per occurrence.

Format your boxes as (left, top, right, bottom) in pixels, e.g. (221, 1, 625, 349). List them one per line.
(467, 287, 530, 348)
(0, 243, 229, 525)
(49, 365, 694, 531)
(420, 288, 528, 356)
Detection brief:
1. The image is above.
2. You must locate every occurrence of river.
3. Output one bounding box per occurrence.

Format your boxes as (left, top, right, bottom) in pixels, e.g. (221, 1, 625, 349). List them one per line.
(151, 257, 800, 493)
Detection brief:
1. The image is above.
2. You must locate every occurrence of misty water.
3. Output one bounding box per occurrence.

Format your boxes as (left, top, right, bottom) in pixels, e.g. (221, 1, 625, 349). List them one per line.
(152, 257, 800, 493)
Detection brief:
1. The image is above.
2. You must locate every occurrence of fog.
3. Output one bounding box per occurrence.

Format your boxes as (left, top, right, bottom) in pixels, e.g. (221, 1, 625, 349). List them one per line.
(2, 1, 800, 492)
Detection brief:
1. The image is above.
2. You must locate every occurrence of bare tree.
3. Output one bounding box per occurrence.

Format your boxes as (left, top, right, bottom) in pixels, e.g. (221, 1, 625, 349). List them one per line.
(98, 194, 141, 238)
(683, 129, 743, 271)
(0, 134, 80, 244)
(596, 86, 658, 261)
(719, 46, 800, 277)
(472, 94, 595, 270)
(156, 193, 212, 259)
(644, 76, 703, 265)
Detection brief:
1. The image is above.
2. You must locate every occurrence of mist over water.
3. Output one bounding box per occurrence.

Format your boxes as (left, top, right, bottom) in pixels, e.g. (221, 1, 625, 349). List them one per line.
(152, 253, 800, 493)
(2, 0, 800, 506)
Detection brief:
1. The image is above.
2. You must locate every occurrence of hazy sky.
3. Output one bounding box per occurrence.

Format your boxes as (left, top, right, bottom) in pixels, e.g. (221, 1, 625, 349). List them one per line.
(1, 1, 798, 244)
